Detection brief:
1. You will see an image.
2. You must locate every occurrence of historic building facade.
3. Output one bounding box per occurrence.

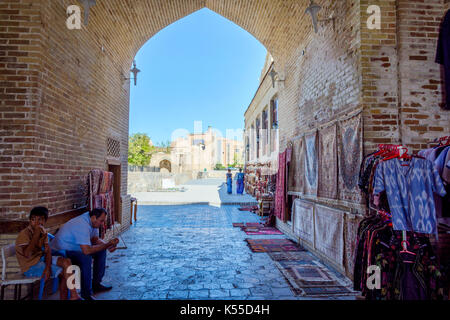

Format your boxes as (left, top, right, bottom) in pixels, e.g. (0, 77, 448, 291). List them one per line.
(171, 127, 244, 173)
(244, 54, 280, 176)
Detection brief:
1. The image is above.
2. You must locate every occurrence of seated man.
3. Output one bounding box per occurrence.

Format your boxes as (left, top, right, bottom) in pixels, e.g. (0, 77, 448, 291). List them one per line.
(50, 208, 119, 300)
(15, 206, 81, 300)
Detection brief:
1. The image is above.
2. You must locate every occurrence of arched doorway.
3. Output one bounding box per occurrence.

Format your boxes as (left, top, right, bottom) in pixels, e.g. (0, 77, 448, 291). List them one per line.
(159, 160, 172, 173)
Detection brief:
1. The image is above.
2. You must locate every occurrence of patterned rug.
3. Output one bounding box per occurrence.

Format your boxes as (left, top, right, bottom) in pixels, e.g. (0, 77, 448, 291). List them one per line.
(245, 222, 263, 227)
(242, 227, 284, 235)
(232, 222, 263, 228)
(273, 259, 355, 297)
(245, 239, 304, 253)
(238, 206, 259, 212)
(267, 251, 316, 262)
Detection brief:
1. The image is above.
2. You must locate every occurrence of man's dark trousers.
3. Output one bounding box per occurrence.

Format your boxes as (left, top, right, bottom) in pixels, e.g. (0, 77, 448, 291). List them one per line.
(66, 250, 107, 298)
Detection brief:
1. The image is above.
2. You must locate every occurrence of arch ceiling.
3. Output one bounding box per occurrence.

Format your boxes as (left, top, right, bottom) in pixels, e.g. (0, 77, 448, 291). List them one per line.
(87, 0, 314, 70)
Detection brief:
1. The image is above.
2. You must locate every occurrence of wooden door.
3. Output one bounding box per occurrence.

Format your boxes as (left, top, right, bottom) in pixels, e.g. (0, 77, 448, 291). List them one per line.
(108, 164, 122, 224)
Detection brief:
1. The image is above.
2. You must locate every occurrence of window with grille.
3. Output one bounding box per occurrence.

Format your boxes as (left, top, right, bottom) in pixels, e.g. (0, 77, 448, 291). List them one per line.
(107, 138, 120, 158)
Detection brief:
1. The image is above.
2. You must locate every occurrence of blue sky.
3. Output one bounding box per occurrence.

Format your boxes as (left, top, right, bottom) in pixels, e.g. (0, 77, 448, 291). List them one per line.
(129, 8, 267, 145)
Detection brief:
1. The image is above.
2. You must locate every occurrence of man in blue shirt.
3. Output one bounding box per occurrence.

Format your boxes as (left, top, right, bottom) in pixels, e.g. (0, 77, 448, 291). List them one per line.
(51, 208, 119, 300)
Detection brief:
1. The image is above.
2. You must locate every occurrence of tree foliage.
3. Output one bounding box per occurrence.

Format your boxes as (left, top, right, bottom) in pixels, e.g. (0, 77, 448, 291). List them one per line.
(128, 133, 155, 167)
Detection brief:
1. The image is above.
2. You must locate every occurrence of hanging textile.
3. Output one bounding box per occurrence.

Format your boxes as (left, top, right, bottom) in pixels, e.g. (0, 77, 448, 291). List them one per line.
(338, 113, 363, 203)
(292, 199, 314, 245)
(436, 9, 450, 110)
(314, 204, 344, 268)
(99, 171, 113, 194)
(274, 150, 287, 222)
(318, 124, 338, 199)
(89, 169, 103, 198)
(304, 131, 318, 196)
(288, 137, 305, 193)
(285, 144, 292, 218)
(87, 170, 115, 238)
(343, 214, 363, 279)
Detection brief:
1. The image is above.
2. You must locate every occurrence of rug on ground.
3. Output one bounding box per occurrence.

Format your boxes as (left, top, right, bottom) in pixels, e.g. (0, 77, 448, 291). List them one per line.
(245, 239, 305, 253)
(271, 256, 355, 297)
(233, 222, 264, 228)
(242, 226, 284, 235)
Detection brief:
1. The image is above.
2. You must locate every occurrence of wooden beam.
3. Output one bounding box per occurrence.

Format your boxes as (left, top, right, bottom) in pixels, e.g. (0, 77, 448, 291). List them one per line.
(0, 207, 88, 234)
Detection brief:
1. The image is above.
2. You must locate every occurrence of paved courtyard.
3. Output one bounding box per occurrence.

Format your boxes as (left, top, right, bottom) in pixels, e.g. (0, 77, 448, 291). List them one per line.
(93, 204, 357, 300)
(132, 179, 258, 206)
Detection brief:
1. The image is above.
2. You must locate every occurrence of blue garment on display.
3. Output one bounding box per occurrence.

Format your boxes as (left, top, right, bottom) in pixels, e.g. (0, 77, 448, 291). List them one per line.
(373, 157, 447, 234)
(434, 146, 450, 174)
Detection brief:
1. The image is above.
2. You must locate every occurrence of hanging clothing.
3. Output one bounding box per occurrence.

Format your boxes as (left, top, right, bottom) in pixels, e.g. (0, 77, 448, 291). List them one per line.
(87, 170, 115, 238)
(373, 157, 446, 235)
(353, 215, 444, 300)
(435, 146, 450, 175)
(274, 151, 287, 222)
(436, 10, 450, 110)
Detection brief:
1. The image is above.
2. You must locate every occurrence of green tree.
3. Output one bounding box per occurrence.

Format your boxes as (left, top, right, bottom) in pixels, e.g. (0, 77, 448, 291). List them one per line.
(128, 133, 155, 167)
(156, 140, 172, 153)
(232, 153, 242, 167)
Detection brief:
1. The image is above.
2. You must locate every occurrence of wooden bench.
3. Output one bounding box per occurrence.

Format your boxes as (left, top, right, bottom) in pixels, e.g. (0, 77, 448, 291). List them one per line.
(1, 234, 64, 300)
(0, 207, 87, 300)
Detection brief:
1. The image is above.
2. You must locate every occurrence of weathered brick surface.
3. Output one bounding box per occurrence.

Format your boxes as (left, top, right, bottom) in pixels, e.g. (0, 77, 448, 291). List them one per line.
(361, 0, 450, 153)
(360, 0, 401, 152)
(0, 0, 42, 219)
(397, 0, 450, 151)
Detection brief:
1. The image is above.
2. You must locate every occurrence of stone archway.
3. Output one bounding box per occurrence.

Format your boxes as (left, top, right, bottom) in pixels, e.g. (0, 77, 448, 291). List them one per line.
(159, 160, 172, 173)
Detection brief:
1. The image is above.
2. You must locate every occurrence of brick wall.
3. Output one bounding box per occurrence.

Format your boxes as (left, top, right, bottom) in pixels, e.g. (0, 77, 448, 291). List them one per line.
(0, 0, 43, 219)
(279, 0, 361, 150)
(397, 0, 450, 151)
(360, 0, 400, 153)
(1, 0, 132, 226)
(361, 0, 450, 153)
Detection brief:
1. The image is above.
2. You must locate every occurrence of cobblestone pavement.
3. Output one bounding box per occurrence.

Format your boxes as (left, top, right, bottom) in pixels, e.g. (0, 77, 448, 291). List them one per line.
(133, 179, 258, 206)
(94, 204, 357, 300)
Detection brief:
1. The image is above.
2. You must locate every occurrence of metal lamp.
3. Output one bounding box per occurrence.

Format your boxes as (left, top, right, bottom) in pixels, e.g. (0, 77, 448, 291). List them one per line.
(123, 60, 141, 86)
(130, 60, 141, 86)
(269, 68, 284, 88)
(305, 0, 322, 33)
(269, 69, 278, 88)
